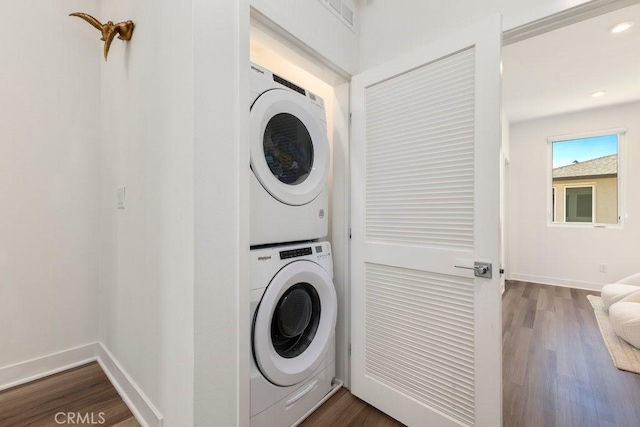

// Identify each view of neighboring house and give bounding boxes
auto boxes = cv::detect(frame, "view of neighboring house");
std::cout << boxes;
[552,154,618,223]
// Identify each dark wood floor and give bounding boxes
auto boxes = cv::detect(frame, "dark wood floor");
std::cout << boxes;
[0,362,138,426]
[300,387,403,426]
[305,281,640,427]
[503,280,640,427]
[3,281,640,426]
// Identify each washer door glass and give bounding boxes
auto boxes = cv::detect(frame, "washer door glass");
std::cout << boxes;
[251,89,329,206]
[264,113,314,186]
[253,260,337,386]
[271,283,320,358]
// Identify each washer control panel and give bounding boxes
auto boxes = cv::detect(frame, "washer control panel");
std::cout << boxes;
[280,247,312,260]
[251,241,333,287]
[314,244,331,261]
[278,243,331,261]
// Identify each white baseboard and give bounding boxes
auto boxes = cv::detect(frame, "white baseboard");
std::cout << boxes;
[0,342,163,427]
[509,273,603,292]
[0,343,99,392]
[96,343,163,427]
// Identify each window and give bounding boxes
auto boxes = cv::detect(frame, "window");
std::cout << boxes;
[549,130,624,226]
[565,186,594,222]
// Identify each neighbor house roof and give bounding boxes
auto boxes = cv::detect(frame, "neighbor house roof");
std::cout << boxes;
[552,154,617,179]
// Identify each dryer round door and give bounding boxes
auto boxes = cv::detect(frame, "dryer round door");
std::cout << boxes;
[250,89,330,206]
[253,260,337,386]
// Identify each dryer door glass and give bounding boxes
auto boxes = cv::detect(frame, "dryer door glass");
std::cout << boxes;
[271,283,321,358]
[263,113,314,185]
[250,89,329,206]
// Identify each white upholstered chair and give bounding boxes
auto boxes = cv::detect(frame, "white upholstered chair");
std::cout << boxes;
[601,272,640,312]
[609,290,640,349]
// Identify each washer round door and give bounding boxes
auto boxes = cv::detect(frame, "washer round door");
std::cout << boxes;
[253,260,337,386]
[250,89,330,206]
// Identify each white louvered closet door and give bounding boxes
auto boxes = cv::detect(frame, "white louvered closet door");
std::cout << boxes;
[350,16,502,427]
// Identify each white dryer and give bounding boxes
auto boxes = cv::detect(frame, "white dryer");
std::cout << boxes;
[250,63,330,246]
[250,241,337,426]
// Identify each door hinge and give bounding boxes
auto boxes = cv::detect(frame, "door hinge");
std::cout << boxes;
[348,343,351,357]
[349,112,352,125]
[349,228,352,239]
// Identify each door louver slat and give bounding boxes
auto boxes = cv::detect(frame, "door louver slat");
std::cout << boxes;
[365,48,475,250]
[365,263,475,426]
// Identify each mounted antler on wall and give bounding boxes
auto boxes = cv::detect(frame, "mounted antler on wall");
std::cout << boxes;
[69,13,135,61]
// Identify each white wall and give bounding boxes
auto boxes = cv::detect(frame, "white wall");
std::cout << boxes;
[251,0,359,75]
[358,0,596,70]
[193,1,250,426]
[2,0,252,424]
[99,1,195,425]
[508,102,640,290]
[0,0,100,368]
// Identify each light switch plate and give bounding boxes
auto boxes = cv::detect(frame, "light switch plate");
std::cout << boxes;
[117,187,126,209]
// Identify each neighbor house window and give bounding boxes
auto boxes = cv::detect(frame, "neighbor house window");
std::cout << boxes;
[565,185,594,222]
[549,131,623,225]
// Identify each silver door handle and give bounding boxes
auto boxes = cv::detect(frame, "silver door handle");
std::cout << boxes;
[455,262,492,278]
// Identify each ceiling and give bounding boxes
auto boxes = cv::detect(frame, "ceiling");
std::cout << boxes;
[502,3,640,124]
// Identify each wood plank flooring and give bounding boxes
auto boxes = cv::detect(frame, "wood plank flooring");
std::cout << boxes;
[305,281,640,427]
[503,280,640,427]
[300,388,403,426]
[2,281,639,426]
[0,362,138,426]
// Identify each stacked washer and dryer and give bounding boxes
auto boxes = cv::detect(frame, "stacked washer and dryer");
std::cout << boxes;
[249,63,338,427]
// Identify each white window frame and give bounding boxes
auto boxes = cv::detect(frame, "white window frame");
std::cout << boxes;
[552,186,557,223]
[547,127,626,229]
[563,183,596,224]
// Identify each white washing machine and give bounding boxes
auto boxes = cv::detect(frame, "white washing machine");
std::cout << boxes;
[250,241,337,426]
[250,63,330,247]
